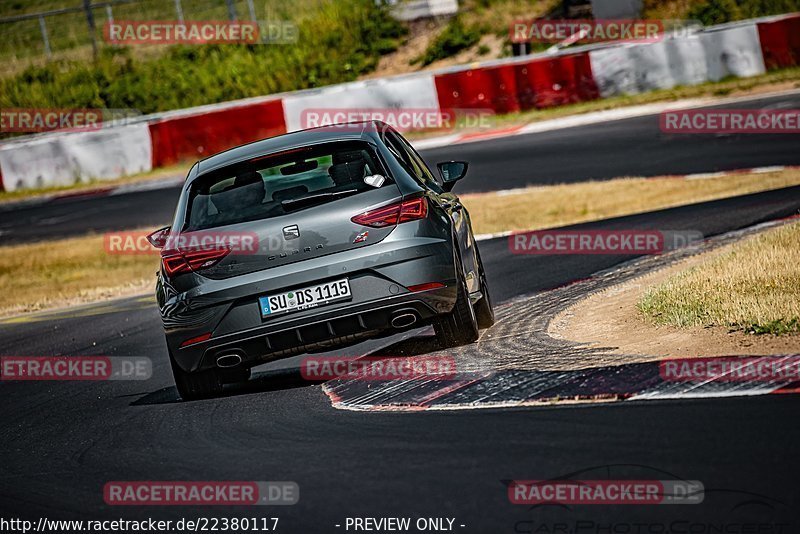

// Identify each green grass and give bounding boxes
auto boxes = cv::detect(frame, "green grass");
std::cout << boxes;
[0,0,406,116]
[412,16,482,66]
[642,0,800,23]
[688,0,800,25]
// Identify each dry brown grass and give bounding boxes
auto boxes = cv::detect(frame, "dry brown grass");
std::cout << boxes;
[462,168,800,235]
[0,231,159,317]
[638,221,800,334]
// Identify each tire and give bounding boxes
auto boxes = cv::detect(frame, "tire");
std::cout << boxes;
[474,267,495,329]
[170,353,223,401]
[434,265,480,347]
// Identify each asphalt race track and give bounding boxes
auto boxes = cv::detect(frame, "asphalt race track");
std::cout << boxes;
[1,184,799,530]
[1,94,799,531]
[2,92,800,244]
[422,91,800,191]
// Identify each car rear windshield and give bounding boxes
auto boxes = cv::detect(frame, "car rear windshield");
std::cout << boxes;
[183,141,390,231]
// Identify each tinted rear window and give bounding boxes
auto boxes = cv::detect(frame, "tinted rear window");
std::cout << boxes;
[184,141,390,231]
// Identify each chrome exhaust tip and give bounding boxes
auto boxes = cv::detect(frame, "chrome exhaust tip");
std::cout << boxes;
[216,353,243,368]
[391,313,418,329]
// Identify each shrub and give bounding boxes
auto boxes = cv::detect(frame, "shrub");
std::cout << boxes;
[0,0,406,115]
[687,0,800,25]
[688,0,743,25]
[413,17,481,66]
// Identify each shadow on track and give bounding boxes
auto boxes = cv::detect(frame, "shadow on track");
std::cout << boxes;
[130,368,318,405]
[128,330,447,405]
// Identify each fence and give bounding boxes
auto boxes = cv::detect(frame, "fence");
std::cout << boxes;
[0,0,447,67]
[0,0,266,65]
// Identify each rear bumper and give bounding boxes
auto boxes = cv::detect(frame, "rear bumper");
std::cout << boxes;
[174,287,455,373]
[159,232,458,373]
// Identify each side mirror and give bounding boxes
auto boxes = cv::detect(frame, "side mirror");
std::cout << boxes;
[436,161,468,192]
[147,226,171,249]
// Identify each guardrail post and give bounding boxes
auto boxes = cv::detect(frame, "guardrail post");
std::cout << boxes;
[225,0,237,21]
[82,0,98,60]
[174,0,184,22]
[246,0,257,21]
[38,15,52,58]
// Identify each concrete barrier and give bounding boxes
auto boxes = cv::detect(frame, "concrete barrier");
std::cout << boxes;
[757,13,800,69]
[1,13,796,192]
[435,52,599,112]
[434,64,520,113]
[590,37,708,97]
[282,74,440,132]
[515,52,600,108]
[149,98,286,168]
[0,123,151,192]
[700,23,766,81]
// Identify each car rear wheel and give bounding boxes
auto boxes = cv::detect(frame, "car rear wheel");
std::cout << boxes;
[170,353,224,400]
[434,266,479,347]
[474,267,495,329]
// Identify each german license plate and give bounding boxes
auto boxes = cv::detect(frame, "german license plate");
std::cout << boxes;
[259,278,351,317]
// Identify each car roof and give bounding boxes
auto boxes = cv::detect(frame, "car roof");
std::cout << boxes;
[195,120,389,176]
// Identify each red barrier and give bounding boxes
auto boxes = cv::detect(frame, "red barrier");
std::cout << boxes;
[434,65,519,114]
[515,53,599,110]
[757,14,800,70]
[149,99,286,168]
[434,53,599,115]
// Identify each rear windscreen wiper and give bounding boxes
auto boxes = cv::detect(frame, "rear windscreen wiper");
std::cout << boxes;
[281,189,359,210]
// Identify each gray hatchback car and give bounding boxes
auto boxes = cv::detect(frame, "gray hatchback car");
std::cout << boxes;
[150,121,493,399]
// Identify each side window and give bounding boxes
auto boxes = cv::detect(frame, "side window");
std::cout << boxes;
[384,132,417,176]
[395,132,443,190]
[385,130,442,192]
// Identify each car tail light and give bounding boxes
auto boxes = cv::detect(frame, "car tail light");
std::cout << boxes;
[398,197,428,223]
[161,247,231,277]
[351,196,428,228]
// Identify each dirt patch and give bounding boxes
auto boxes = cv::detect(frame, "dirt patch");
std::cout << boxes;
[548,245,800,358]
[363,20,504,80]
